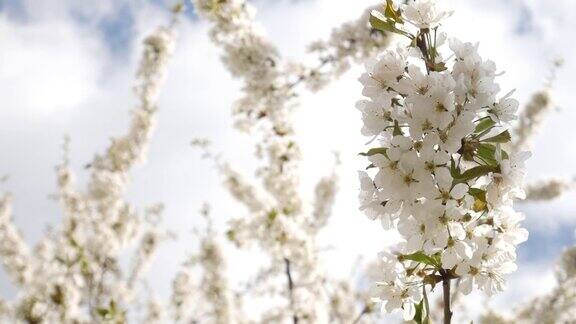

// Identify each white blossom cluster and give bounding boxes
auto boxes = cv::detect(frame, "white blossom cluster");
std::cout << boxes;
[479,246,576,324]
[524,178,575,201]
[512,90,553,152]
[193,0,389,322]
[302,6,391,92]
[511,61,576,202]
[357,0,529,319]
[164,206,243,324]
[193,0,290,133]
[0,13,177,322]
[0,194,32,286]
[193,0,391,134]
[309,166,339,233]
[512,59,562,153]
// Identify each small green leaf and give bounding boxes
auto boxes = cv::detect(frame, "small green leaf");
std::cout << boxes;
[477,143,509,165]
[366,163,376,170]
[393,120,403,136]
[97,308,109,318]
[109,300,117,314]
[80,258,90,274]
[432,252,442,265]
[384,0,403,24]
[474,117,496,134]
[456,165,498,183]
[450,158,460,179]
[369,15,397,34]
[482,130,511,143]
[267,210,278,222]
[413,300,424,324]
[402,251,440,268]
[468,188,488,212]
[225,229,236,242]
[359,147,388,158]
[369,11,412,38]
[370,10,393,31]
[468,188,484,196]
[477,143,498,166]
[431,61,447,72]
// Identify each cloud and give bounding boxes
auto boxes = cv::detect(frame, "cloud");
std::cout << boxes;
[0,17,104,118]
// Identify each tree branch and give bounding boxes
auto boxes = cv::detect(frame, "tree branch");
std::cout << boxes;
[284,258,298,324]
[442,273,452,324]
[352,304,370,324]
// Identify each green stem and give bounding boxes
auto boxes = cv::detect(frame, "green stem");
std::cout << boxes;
[423,284,430,320]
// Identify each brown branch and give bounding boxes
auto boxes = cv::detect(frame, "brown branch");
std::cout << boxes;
[284,258,298,324]
[441,271,452,324]
[352,304,370,324]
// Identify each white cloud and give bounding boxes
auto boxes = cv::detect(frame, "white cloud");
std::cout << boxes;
[0,16,105,118]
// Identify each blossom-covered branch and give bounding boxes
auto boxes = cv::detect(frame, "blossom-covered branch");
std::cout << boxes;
[192,0,393,321]
[0,7,179,321]
[0,194,32,286]
[358,1,528,322]
[173,205,240,323]
[512,60,575,202]
[479,246,576,323]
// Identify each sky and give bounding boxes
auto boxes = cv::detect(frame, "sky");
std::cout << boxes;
[1,0,576,320]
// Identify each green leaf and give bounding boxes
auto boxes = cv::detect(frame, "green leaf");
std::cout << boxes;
[109,300,117,314]
[225,229,236,242]
[359,147,388,158]
[431,252,442,266]
[384,0,403,24]
[370,10,393,31]
[468,188,484,196]
[431,61,447,72]
[393,120,403,136]
[370,11,412,38]
[97,308,110,318]
[456,165,498,183]
[267,210,278,222]
[474,117,496,134]
[413,300,424,324]
[80,258,90,274]
[450,158,460,179]
[468,188,487,212]
[476,143,498,166]
[402,251,440,268]
[366,163,376,170]
[477,143,509,166]
[482,130,511,143]
[476,143,508,166]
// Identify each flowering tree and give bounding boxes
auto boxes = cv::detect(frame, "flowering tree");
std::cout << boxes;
[357,1,531,322]
[193,1,573,323]
[0,0,574,323]
[0,6,180,322]
[191,0,394,321]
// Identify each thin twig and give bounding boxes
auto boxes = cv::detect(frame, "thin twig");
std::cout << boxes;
[352,304,370,324]
[284,258,299,324]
